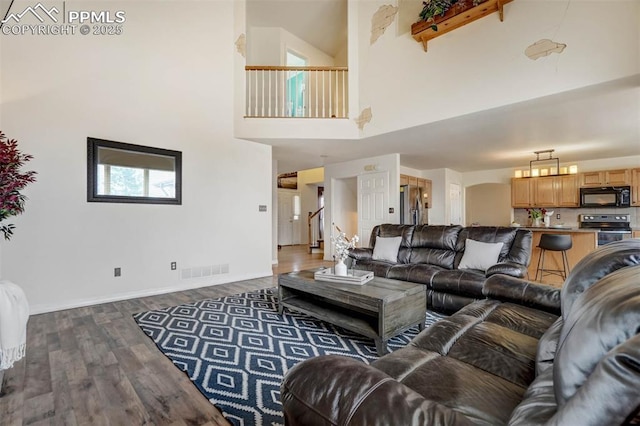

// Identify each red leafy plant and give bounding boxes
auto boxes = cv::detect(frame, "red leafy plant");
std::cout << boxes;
[0,131,37,240]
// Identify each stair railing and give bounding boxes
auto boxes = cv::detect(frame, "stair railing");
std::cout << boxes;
[308,207,324,253]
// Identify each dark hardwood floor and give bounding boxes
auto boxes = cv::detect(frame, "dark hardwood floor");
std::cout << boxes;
[0,246,331,426]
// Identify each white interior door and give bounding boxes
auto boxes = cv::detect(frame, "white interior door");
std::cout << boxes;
[358,172,389,248]
[278,190,301,246]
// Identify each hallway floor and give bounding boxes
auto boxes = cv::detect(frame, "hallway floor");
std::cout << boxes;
[273,244,332,275]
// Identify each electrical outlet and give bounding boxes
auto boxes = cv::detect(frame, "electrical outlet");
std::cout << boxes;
[114,267,121,277]
[556,214,561,220]
[171,261,177,270]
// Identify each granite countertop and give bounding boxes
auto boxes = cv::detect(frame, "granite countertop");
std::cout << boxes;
[518,226,598,233]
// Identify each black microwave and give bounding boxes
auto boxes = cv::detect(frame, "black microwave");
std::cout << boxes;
[580,186,631,208]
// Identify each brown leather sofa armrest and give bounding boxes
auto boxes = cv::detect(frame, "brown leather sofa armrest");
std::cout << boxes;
[486,262,528,278]
[483,274,561,315]
[281,355,475,426]
[349,247,373,261]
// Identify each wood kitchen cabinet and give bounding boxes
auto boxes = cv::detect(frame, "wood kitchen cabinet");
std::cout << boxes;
[511,178,532,207]
[511,175,579,208]
[580,169,631,187]
[606,169,630,185]
[533,177,557,207]
[555,174,580,207]
[632,168,640,206]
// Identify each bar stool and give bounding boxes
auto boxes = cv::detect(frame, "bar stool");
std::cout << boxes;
[535,234,572,283]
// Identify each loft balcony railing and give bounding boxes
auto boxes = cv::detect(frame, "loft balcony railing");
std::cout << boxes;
[245,66,348,119]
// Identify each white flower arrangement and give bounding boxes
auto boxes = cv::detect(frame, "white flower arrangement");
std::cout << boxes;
[331,226,359,262]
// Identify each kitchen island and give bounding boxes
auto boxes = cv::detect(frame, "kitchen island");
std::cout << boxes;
[519,227,599,287]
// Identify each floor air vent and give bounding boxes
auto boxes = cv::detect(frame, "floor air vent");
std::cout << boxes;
[180,264,229,280]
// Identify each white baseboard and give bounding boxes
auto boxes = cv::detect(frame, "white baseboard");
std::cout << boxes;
[29,270,274,315]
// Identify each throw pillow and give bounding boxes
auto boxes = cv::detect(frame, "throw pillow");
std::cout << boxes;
[458,238,504,271]
[372,236,403,263]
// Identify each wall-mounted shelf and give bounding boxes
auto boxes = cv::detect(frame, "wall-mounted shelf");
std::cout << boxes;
[411,0,514,52]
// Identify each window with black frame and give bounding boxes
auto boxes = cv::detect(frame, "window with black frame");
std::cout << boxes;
[87,138,182,205]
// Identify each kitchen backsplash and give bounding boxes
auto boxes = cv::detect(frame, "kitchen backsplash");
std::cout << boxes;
[513,207,640,228]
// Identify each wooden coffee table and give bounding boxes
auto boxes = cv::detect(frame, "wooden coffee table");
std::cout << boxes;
[278,269,427,356]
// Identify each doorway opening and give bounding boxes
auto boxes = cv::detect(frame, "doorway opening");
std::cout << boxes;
[331,177,358,258]
[286,50,308,117]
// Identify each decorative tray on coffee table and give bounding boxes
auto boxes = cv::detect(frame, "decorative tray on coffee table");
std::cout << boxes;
[314,268,374,285]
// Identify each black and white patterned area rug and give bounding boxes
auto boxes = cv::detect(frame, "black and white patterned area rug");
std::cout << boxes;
[133,287,444,426]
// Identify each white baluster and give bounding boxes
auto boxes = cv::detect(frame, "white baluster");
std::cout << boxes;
[315,69,319,118]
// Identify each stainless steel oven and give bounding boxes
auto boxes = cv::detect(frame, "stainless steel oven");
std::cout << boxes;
[579,214,632,246]
[596,230,633,246]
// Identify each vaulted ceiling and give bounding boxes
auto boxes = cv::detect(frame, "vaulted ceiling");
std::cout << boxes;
[247,1,639,173]
[246,0,348,57]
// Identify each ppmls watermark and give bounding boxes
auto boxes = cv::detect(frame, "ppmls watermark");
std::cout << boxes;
[1,2,126,36]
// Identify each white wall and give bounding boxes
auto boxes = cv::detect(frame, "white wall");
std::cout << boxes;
[466,183,513,226]
[400,165,423,177]
[0,1,273,314]
[356,0,639,140]
[247,27,336,67]
[247,27,283,65]
[334,43,348,67]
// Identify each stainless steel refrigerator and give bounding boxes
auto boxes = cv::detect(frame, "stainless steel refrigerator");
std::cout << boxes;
[400,185,425,225]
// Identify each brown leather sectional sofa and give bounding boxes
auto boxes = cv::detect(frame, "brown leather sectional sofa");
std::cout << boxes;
[350,224,534,314]
[281,239,640,425]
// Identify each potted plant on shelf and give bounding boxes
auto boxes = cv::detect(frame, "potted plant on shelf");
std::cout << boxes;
[416,0,486,32]
[0,131,37,240]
